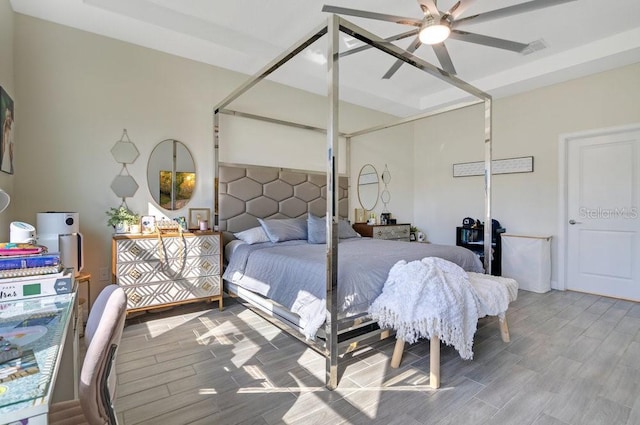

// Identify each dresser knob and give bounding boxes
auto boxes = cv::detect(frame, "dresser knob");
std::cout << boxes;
[129,292,142,305]
[129,269,142,280]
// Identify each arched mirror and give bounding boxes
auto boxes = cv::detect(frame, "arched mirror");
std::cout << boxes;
[147,139,195,210]
[357,164,379,211]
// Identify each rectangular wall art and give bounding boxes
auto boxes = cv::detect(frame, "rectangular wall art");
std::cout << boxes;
[453,156,534,177]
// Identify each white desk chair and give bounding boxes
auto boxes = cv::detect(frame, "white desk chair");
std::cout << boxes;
[49,285,127,425]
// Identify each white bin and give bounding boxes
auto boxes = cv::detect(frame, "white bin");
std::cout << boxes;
[502,234,552,293]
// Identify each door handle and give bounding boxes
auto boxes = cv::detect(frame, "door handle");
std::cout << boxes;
[569,219,582,225]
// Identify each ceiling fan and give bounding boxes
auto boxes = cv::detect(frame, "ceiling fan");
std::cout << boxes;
[322,0,577,78]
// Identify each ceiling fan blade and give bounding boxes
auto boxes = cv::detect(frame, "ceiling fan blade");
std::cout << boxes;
[453,0,577,27]
[322,5,423,27]
[444,0,477,19]
[417,0,440,18]
[382,37,422,79]
[340,29,419,58]
[432,43,457,75]
[449,30,528,53]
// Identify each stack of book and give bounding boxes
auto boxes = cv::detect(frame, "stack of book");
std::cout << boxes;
[0,249,62,279]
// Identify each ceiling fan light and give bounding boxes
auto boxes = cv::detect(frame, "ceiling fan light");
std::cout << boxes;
[419,23,451,45]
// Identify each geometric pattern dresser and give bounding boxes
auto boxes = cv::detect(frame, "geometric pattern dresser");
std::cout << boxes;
[111,231,222,313]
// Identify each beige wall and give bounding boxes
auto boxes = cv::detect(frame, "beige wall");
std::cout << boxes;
[414,63,640,285]
[12,14,403,303]
[0,0,14,240]
[9,7,640,299]
[349,124,415,226]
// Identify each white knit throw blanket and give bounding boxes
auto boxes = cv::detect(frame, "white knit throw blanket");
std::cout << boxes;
[369,257,480,360]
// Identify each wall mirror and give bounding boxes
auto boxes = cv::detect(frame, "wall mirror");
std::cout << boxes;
[357,164,379,211]
[380,164,391,212]
[381,165,391,185]
[147,139,195,210]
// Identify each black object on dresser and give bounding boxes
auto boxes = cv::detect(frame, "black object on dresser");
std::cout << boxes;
[456,225,505,276]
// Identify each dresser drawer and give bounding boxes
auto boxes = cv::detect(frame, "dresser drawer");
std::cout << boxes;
[114,234,220,263]
[123,276,221,311]
[372,224,410,241]
[115,255,221,286]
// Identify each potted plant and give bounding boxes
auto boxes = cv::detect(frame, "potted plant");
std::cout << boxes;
[106,206,139,234]
[410,226,418,242]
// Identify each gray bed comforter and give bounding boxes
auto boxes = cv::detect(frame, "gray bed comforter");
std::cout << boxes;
[223,238,484,339]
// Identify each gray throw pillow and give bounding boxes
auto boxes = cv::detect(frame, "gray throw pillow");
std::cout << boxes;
[338,219,361,239]
[307,214,327,244]
[307,214,360,244]
[258,217,308,243]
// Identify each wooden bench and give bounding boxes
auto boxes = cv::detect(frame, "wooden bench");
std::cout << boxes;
[389,273,518,389]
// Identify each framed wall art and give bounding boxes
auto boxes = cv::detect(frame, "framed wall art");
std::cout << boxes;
[0,86,15,175]
[453,156,534,177]
[188,208,210,230]
[141,215,156,234]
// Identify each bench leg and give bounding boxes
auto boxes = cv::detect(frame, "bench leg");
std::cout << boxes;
[391,338,405,368]
[430,335,440,389]
[391,335,440,389]
[499,315,510,343]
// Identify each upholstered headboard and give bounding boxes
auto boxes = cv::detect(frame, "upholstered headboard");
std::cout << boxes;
[219,164,349,233]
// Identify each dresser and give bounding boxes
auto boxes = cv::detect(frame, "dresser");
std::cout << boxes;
[111,232,222,313]
[352,223,411,241]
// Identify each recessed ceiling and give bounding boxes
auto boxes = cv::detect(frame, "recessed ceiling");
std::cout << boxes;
[11,0,640,117]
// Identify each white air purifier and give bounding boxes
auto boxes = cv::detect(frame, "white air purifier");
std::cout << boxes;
[10,221,37,244]
[37,212,84,273]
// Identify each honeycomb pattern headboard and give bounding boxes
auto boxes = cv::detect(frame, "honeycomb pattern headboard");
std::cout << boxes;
[219,164,349,233]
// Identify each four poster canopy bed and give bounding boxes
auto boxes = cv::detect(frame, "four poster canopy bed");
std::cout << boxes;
[213,14,515,390]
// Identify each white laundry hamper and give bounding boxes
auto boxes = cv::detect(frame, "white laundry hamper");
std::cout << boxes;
[501,234,552,293]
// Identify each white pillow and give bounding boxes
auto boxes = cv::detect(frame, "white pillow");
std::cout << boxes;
[233,226,270,244]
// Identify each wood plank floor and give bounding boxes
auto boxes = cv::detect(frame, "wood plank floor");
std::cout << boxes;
[113,290,640,425]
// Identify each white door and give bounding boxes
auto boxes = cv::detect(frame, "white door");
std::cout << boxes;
[567,128,640,301]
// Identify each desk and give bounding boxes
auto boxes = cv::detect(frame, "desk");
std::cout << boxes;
[0,292,77,425]
[75,273,91,333]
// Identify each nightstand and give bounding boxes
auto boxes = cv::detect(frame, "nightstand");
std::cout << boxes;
[456,226,504,276]
[352,223,411,242]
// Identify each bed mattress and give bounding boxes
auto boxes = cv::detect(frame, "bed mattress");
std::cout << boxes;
[223,238,484,339]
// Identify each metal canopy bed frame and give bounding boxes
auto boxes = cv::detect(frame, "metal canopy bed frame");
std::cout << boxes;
[213,14,494,390]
